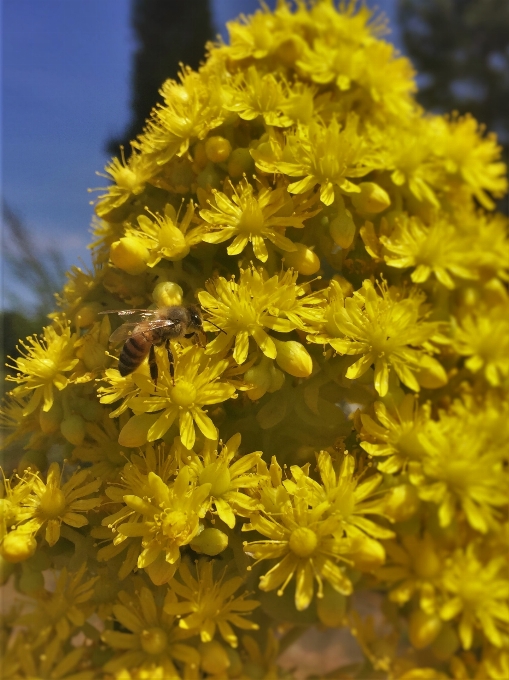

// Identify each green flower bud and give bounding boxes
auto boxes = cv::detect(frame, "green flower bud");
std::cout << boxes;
[197,162,222,190]
[273,339,313,378]
[228,147,254,178]
[110,237,149,275]
[329,209,356,248]
[351,182,391,213]
[199,640,230,675]
[152,281,183,307]
[191,527,228,556]
[317,583,347,627]
[60,414,86,446]
[383,484,420,522]
[283,243,321,275]
[205,135,232,163]
[74,302,103,328]
[409,609,442,649]
[19,567,45,595]
[1,531,37,563]
[39,400,63,435]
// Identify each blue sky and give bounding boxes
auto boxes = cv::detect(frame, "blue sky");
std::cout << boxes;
[1,0,400,311]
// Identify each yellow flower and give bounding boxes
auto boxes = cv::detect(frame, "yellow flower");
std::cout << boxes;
[108,345,236,450]
[125,201,203,266]
[94,147,156,218]
[25,462,101,546]
[165,559,259,647]
[252,115,382,205]
[223,66,294,127]
[186,433,261,528]
[243,463,353,611]
[200,178,318,262]
[6,323,79,415]
[380,213,478,289]
[102,587,200,676]
[71,411,130,480]
[310,279,447,396]
[377,533,445,612]
[360,395,431,473]
[410,412,508,534]
[440,544,509,649]
[198,266,323,364]
[454,303,509,387]
[137,67,224,165]
[17,564,98,643]
[107,466,210,585]
[436,114,508,210]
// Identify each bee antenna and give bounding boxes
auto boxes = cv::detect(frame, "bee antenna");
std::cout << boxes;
[208,320,227,335]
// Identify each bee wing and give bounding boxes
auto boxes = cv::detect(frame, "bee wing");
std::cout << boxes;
[108,322,144,345]
[109,318,180,345]
[100,308,159,318]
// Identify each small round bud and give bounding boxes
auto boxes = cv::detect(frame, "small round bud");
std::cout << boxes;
[1,531,37,563]
[350,536,386,572]
[191,528,229,556]
[409,609,442,649]
[60,414,86,446]
[199,640,230,675]
[273,339,313,378]
[39,401,63,435]
[152,281,183,307]
[79,399,103,422]
[193,141,208,170]
[431,623,460,660]
[283,243,321,275]
[205,135,232,163]
[383,484,420,523]
[74,302,103,328]
[351,182,391,213]
[413,536,441,580]
[18,449,47,474]
[197,162,221,190]
[110,237,149,275]
[227,147,254,179]
[330,210,356,248]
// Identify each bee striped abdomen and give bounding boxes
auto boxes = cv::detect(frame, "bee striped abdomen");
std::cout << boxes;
[119,334,149,376]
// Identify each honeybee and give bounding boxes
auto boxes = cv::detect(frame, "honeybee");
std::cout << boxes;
[100,305,207,384]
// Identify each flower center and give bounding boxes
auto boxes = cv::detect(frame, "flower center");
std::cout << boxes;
[289,527,318,558]
[238,198,265,234]
[199,464,231,497]
[171,381,197,407]
[140,627,168,655]
[39,488,66,519]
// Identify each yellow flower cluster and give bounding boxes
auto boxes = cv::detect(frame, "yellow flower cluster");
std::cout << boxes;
[1,1,508,678]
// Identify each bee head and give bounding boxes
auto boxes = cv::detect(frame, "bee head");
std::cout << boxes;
[186,305,203,331]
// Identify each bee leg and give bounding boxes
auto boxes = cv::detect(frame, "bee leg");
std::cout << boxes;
[187,330,206,348]
[148,344,158,385]
[165,339,175,384]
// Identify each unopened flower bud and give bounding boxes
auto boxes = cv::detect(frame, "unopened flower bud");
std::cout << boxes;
[228,148,254,178]
[351,182,391,213]
[273,339,313,378]
[409,609,442,649]
[350,535,386,571]
[197,162,221,190]
[18,449,47,474]
[205,135,232,163]
[317,583,347,627]
[199,640,230,675]
[152,281,183,307]
[245,357,285,400]
[284,243,321,275]
[110,237,149,275]
[191,528,228,556]
[413,535,441,580]
[193,141,208,170]
[60,414,86,446]
[383,484,420,523]
[39,401,63,435]
[1,531,37,563]
[330,210,356,248]
[74,302,103,328]
[431,623,460,660]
